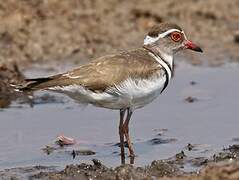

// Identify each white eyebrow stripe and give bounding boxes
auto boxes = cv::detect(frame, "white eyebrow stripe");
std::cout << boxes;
[144,29,182,45]
[181,31,187,40]
[157,29,182,38]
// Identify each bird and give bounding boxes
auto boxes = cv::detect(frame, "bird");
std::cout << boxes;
[15,22,202,164]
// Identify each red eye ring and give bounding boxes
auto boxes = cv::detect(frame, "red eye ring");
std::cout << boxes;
[171,32,182,42]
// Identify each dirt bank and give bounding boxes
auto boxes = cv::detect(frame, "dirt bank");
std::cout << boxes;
[0,0,239,67]
[0,63,26,108]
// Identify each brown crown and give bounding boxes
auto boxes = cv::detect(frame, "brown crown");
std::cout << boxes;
[147,23,182,37]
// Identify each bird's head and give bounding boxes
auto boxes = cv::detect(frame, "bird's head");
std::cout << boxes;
[144,23,203,55]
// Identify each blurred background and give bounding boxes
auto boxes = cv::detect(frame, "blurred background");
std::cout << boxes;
[0,0,239,66]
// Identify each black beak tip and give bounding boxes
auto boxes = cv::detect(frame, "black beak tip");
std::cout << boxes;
[195,47,203,53]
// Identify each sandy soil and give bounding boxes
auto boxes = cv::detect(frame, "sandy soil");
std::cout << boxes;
[0,0,239,67]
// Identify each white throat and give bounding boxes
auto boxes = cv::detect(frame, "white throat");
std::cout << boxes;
[146,46,174,70]
[159,51,173,68]
[148,50,173,80]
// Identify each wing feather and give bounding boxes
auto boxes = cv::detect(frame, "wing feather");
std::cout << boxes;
[23,48,161,92]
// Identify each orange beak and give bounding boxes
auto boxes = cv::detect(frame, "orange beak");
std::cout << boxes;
[184,40,203,53]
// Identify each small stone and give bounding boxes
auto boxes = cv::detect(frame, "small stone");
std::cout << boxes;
[176,151,186,159]
[185,96,198,103]
[92,159,102,167]
[42,145,56,155]
[148,138,177,145]
[70,149,96,156]
[187,143,194,151]
[190,81,197,85]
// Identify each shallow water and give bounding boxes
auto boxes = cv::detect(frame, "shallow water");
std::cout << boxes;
[0,62,239,170]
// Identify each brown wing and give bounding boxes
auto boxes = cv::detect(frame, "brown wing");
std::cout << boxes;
[23,48,161,92]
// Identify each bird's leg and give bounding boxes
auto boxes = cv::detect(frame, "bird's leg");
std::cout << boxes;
[123,108,135,160]
[119,109,126,164]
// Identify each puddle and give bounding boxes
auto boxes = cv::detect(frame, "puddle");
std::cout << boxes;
[0,62,239,171]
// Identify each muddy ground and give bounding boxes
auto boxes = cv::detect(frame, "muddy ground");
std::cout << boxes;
[0,145,239,179]
[1,0,239,179]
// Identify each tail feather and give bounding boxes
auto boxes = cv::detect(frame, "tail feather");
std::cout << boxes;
[12,77,52,92]
[24,77,52,91]
[25,78,51,82]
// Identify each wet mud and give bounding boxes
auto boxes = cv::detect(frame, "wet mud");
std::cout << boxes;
[0,144,239,179]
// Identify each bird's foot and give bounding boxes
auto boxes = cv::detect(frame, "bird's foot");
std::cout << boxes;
[129,154,136,164]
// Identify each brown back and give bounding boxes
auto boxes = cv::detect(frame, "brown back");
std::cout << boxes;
[30,48,161,92]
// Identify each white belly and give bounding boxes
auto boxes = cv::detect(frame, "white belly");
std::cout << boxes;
[49,71,168,110]
[103,74,167,110]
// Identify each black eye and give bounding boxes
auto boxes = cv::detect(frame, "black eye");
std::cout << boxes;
[170,32,182,42]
